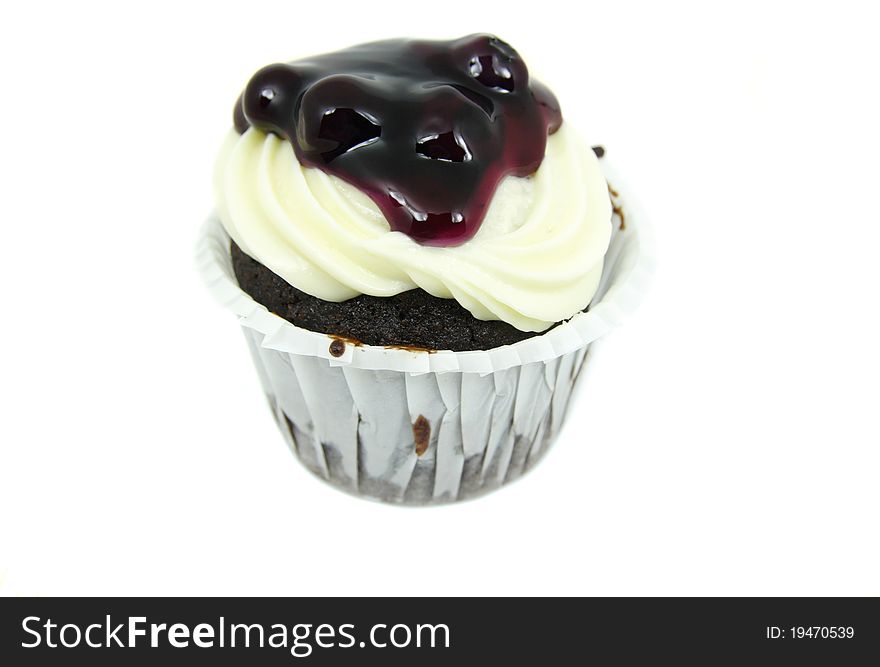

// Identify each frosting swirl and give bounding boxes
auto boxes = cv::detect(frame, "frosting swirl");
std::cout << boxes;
[214,123,611,332]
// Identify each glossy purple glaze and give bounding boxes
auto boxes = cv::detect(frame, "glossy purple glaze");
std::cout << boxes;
[234,34,561,246]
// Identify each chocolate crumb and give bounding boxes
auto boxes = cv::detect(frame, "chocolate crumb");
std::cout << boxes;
[412,416,430,456]
[614,203,626,230]
[328,339,346,357]
[592,145,605,158]
[384,343,437,353]
[607,182,625,231]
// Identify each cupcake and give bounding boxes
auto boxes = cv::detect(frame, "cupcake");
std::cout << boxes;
[197,34,651,504]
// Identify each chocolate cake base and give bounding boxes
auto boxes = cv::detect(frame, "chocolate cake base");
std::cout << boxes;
[231,241,552,351]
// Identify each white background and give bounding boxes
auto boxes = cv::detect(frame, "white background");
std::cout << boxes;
[1,0,878,596]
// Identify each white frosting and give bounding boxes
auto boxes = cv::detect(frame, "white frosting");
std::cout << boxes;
[214,123,611,332]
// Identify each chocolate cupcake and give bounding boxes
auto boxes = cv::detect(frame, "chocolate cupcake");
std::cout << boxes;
[198,34,652,503]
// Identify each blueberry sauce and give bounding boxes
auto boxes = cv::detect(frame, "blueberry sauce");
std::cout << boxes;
[233,34,561,246]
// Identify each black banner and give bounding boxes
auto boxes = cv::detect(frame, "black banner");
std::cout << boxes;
[1,597,877,664]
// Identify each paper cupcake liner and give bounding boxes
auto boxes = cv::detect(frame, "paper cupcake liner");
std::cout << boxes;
[196,161,654,503]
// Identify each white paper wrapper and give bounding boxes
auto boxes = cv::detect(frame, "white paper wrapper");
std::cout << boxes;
[195,161,654,503]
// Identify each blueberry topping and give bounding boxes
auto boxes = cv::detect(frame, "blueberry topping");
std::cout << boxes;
[234,34,561,246]
[469,55,515,92]
[258,88,275,108]
[318,108,381,163]
[416,131,470,162]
